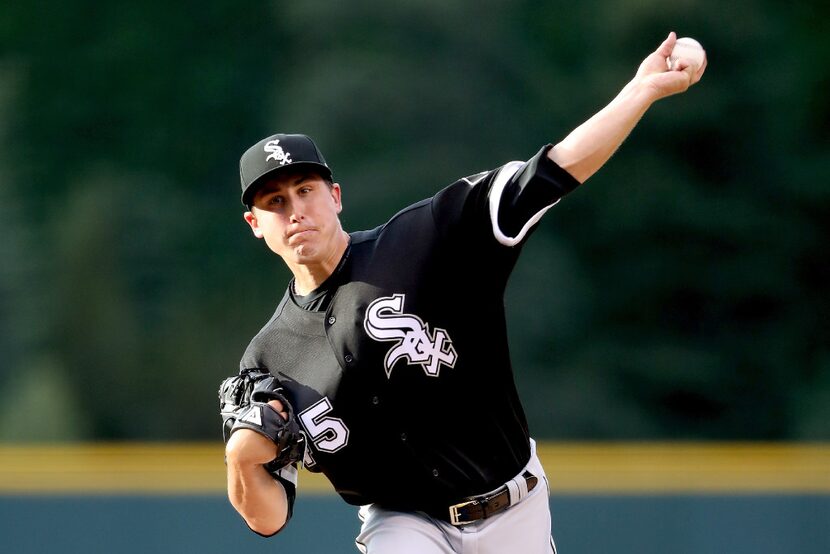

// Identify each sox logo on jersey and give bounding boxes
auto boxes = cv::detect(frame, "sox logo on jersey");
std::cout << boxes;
[364,294,457,378]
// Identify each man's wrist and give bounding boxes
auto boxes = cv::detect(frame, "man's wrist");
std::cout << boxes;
[226,429,279,466]
[619,78,660,110]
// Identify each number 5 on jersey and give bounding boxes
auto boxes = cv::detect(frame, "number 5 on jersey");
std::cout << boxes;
[298,397,350,466]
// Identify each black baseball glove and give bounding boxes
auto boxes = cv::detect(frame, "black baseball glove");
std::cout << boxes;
[218,369,305,470]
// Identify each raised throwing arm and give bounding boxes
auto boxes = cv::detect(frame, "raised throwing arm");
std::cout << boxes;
[549,32,707,184]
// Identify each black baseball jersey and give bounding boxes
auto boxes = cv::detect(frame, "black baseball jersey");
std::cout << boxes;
[240,144,580,515]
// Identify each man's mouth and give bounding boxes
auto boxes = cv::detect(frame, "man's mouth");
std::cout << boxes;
[287,228,314,242]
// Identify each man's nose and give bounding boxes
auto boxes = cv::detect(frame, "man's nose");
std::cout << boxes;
[288,203,304,222]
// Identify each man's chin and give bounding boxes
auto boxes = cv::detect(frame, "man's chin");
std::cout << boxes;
[289,245,319,264]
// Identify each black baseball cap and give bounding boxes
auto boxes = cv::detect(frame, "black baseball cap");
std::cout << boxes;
[239,133,333,207]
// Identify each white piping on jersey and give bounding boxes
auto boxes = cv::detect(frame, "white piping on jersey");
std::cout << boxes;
[487,160,560,247]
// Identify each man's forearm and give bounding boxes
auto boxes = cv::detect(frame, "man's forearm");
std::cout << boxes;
[548,32,706,183]
[548,80,656,184]
[227,458,289,536]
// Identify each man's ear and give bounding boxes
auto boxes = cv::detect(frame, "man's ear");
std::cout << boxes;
[331,183,343,214]
[243,211,264,238]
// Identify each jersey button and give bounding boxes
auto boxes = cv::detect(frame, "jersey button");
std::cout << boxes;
[344,354,354,364]
[372,396,379,405]
[432,469,440,477]
[400,432,407,441]
[327,316,336,325]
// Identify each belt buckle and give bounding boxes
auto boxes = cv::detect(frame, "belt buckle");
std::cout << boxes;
[448,499,479,526]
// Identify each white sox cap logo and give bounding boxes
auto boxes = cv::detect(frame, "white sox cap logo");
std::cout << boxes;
[263,139,293,165]
[364,294,457,378]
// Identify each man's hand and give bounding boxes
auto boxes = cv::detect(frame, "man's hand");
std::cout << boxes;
[225,399,288,465]
[219,370,305,469]
[634,32,707,102]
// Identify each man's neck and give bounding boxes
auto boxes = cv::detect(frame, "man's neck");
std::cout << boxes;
[289,231,350,296]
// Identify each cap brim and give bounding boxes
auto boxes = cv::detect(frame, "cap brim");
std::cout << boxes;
[241,162,333,207]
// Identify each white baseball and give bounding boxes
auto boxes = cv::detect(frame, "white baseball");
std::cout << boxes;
[667,37,705,71]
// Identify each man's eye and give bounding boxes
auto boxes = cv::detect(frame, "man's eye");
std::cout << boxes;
[268,196,284,205]
[299,187,312,194]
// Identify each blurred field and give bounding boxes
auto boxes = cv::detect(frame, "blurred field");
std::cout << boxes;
[0,442,827,554]
[1,442,827,494]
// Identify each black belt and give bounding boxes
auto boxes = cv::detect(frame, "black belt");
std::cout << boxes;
[433,471,539,526]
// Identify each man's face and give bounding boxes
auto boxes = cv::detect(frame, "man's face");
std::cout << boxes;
[244,171,344,266]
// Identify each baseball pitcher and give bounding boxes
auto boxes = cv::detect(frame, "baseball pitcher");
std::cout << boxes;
[218,33,706,553]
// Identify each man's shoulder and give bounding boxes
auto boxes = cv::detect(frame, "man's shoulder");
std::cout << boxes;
[350,167,504,242]
[349,226,382,245]
[350,197,435,243]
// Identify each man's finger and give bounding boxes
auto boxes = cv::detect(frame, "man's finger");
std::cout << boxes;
[694,56,708,80]
[656,31,677,57]
[267,399,288,420]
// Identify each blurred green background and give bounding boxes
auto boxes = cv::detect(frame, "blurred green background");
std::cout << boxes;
[0,0,828,444]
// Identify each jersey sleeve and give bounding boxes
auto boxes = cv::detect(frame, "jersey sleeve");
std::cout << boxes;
[430,144,580,247]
